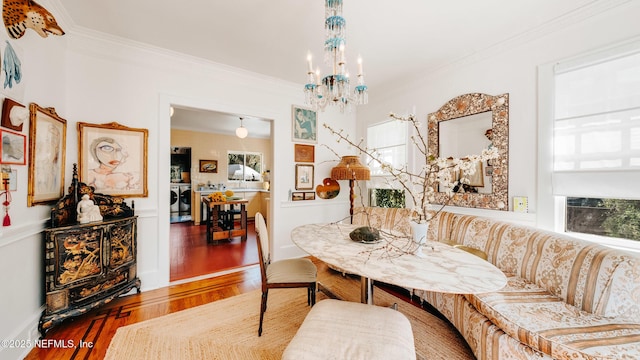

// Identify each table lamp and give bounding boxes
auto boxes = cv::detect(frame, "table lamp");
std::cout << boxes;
[331,156,370,223]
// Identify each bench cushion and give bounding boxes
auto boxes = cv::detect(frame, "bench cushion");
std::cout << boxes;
[283,299,416,360]
[467,275,640,360]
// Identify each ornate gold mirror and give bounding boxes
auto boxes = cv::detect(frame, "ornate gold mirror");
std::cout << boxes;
[427,93,509,210]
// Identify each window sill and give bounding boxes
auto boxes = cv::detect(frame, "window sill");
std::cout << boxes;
[565,231,640,254]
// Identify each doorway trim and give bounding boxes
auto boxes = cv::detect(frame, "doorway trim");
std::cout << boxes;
[158,93,275,288]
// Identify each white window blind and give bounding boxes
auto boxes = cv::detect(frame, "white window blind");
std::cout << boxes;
[552,43,640,199]
[367,120,407,177]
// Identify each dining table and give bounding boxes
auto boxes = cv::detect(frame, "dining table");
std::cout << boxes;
[291,222,507,304]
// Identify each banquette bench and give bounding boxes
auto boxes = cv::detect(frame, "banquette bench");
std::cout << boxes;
[352,206,640,360]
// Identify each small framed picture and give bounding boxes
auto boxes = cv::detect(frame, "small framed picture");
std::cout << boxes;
[1,98,27,132]
[291,192,304,201]
[485,166,493,177]
[0,129,26,165]
[304,192,316,200]
[1,167,17,191]
[292,105,317,144]
[295,164,314,190]
[294,144,314,163]
[199,159,218,173]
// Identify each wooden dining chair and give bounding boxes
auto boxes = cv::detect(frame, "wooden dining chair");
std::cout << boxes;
[255,212,317,336]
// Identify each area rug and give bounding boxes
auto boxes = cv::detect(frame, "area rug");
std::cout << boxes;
[105,270,474,360]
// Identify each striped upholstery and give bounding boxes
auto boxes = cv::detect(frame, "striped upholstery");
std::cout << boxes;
[350,208,640,358]
[414,211,640,360]
[352,206,414,235]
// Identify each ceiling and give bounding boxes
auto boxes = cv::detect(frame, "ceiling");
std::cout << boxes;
[56,0,615,137]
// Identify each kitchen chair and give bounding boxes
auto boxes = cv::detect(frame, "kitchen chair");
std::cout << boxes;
[255,212,317,336]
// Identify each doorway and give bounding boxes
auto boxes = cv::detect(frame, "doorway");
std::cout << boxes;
[168,105,271,282]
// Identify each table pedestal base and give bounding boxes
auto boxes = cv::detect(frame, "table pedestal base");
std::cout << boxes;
[361,277,374,305]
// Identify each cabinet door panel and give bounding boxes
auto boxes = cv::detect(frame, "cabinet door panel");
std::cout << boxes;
[53,228,105,288]
[108,219,137,270]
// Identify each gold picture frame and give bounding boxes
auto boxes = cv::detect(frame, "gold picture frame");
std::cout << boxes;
[28,104,67,206]
[78,122,148,197]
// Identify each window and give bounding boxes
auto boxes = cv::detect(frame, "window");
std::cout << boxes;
[366,120,407,176]
[566,197,640,241]
[550,40,640,245]
[369,188,406,208]
[227,151,262,182]
[366,119,407,206]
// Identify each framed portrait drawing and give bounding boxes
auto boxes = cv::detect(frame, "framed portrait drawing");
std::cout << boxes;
[28,104,67,206]
[78,121,148,198]
[294,144,314,163]
[292,105,317,144]
[199,159,218,173]
[295,164,314,190]
[1,129,26,165]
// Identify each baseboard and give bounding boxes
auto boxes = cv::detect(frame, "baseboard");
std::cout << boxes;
[0,306,45,360]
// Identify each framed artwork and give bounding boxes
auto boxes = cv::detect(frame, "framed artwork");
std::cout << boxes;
[0,168,17,191]
[295,164,314,190]
[304,192,316,200]
[199,159,218,173]
[291,192,304,201]
[1,128,26,164]
[485,166,494,177]
[294,144,314,163]
[292,105,317,144]
[78,121,148,198]
[28,104,67,206]
[1,98,27,132]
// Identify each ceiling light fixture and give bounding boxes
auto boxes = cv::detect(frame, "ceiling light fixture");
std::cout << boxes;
[304,0,368,113]
[236,117,248,139]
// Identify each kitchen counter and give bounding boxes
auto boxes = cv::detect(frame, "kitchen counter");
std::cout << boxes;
[194,188,269,193]
[192,188,270,225]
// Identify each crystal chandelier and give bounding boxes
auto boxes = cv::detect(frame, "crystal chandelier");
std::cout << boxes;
[304,0,368,112]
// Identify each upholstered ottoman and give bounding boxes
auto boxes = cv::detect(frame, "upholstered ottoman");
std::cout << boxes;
[282,299,416,360]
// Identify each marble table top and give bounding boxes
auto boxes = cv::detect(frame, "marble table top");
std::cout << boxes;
[291,223,507,294]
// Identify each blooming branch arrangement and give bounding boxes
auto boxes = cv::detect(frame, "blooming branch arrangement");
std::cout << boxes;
[323,112,499,224]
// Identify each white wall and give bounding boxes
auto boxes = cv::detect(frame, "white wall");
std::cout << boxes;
[357,1,640,225]
[0,16,354,360]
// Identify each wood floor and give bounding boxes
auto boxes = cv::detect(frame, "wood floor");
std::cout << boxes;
[24,221,423,359]
[25,265,264,360]
[170,220,259,281]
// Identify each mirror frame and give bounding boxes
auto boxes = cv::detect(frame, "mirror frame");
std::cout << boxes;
[427,92,509,210]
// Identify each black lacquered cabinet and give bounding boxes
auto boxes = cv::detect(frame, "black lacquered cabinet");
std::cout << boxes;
[38,165,140,337]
